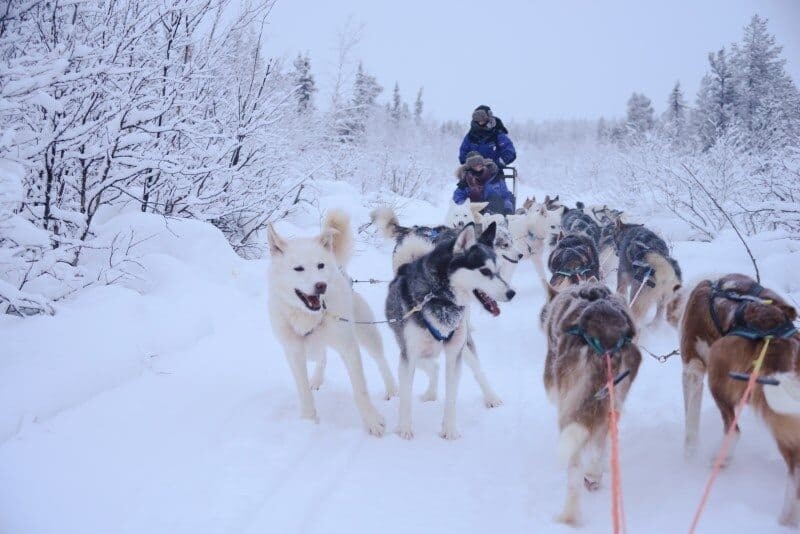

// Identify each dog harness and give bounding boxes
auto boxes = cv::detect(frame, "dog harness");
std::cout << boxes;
[565,325,633,397]
[631,259,656,287]
[566,325,631,356]
[708,280,797,340]
[421,316,455,342]
[553,266,594,283]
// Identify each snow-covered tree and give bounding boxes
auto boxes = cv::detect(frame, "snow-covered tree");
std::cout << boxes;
[292,53,317,114]
[625,93,655,135]
[693,49,736,151]
[414,87,424,122]
[729,14,800,152]
[390,82,402,122]
[662,81,688,146]
[341,62,382,139]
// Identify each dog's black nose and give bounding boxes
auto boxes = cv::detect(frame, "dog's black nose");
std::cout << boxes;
[506,289,516,300]
[314,282,327,295]
[517,253,523,260]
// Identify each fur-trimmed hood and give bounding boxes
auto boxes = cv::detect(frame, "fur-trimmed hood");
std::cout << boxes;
[455,159,498,182]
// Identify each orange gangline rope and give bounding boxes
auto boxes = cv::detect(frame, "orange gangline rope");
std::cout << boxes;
[605,351,626,534]
[688,337,773,533]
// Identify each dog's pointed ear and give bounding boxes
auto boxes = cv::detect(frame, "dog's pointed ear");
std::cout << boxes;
[523,196,535,211]
[453,224,476,253]
[469,201,489,216]
[545,282,559,303]
[478,221,496,246]
[267,224,287,255]
[587,275,600,284]
[318,228,339,250]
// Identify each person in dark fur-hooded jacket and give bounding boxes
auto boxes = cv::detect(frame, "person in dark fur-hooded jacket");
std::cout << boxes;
[453,152,515,214]
[458,105,516,168]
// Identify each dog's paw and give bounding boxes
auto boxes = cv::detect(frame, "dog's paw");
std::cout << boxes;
[300,410,319,423]
[384,385,398,401]
[484,395,503,408]
[309,378,323,391]
[555,511,581,527]
[419,391,437,402]
[439,427,461,440]
[397,427,414,440]
[364,413,386,437]
[583,475,601,492]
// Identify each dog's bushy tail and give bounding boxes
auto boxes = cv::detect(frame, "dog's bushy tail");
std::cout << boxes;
[645,252,682,293]
[370,207,400,239]
[323,208,354,267]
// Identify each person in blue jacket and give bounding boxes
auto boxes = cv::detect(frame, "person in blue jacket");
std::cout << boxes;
[458,105,516,168]
[453,152,515,215]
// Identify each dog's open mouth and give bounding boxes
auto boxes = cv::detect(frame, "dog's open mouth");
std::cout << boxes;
[473,289,500,316]
[295,289,322,311]
[502,254,520,264]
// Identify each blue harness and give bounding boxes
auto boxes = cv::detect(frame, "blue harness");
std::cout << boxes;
[421,316,455,342]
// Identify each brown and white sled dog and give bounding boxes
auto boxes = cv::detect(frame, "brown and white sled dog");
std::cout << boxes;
[266,210,396,436]
[678,274,797,457]
[678,274,800,525]
[542,282,641,526]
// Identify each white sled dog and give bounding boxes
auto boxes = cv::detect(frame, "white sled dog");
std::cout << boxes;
[513,195,565,289]
[266,209,396,436]
[444,200,488,229]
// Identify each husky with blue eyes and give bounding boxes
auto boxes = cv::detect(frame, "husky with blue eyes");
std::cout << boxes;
[266,209,395,436]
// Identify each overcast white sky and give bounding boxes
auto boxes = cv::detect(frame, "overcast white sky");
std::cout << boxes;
[263,0,800,122]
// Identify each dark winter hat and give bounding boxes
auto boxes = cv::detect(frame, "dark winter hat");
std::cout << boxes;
[472,107,493,124]
[465,151,485,169]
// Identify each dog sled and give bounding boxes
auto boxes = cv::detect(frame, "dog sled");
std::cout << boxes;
[501,166,518,211]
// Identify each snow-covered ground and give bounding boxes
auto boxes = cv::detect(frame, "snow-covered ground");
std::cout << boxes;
[1,182,798,533]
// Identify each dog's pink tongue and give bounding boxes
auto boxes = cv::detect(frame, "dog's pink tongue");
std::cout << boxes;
[308,295,320,308]
[489,301,500,316]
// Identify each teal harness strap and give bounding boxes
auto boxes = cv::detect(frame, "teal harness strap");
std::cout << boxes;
[554,266,593,278]
[565,325,631,355]
[727,323,797,341]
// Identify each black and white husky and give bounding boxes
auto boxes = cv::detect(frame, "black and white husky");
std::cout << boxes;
[371,206,510,408]
[385,223,516,439]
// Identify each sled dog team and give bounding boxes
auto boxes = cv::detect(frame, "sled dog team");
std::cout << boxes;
[266,198,800,528]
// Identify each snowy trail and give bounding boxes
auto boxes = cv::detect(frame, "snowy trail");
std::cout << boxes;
[1,212,796,533]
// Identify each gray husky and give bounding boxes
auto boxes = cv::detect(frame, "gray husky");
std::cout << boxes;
[613,220,682,325]
[386,223,516,439]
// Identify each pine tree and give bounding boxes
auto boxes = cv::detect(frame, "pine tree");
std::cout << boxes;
[596,116,608,143]
[663,81,688,146]
[291,53,316,114]
[625,93,655,135]
[730,14,800,151]
[343,62,382,139]
[390,82,402,122]
[414,87,424,123]
[693,49,736,151]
